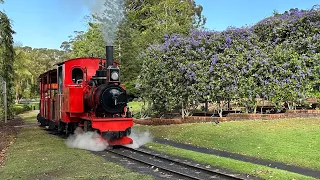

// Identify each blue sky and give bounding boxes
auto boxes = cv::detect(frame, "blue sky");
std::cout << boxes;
[1,0,319,50]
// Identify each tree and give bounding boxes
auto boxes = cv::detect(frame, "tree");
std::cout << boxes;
[14,48,32,103]
[0,9,15,119]
[114,0,206,95]
[138,6,319,117]
[13,46,68,101]
[70,23,106,58]
[60,23,106,59]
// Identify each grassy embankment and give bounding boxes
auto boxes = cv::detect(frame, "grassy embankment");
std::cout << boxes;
[0,111,153,180]
[135,117,320,180]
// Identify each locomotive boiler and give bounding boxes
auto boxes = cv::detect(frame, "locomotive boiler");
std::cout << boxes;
[37,45,134,146]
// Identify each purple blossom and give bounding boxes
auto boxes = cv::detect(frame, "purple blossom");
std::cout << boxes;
[211,57,218,65]
[226,36,232,43]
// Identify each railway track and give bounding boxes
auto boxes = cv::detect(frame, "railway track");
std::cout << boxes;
[106,147,260,180]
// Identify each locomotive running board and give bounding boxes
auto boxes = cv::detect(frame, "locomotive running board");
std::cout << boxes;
[80,116,134,146]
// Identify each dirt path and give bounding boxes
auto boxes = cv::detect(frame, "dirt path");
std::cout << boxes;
[0,117,23,167]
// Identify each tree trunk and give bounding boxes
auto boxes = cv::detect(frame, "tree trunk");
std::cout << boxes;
[181,101,184,119]
[245,104,249,113]
[217,101,223,118]
[15,92,19,104]
[204,101,208,116]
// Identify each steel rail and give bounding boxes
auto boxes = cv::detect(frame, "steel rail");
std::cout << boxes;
[121,146,247,180]
[107,147,246,180]
[107,148,202,180]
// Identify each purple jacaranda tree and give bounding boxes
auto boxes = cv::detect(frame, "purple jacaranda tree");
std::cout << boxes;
[137,6,320,117]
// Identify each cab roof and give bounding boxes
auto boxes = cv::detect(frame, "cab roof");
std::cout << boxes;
[54,57,105,66]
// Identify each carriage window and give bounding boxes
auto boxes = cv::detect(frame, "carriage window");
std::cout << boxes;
[72,68,83,84]
[58,66,63,93]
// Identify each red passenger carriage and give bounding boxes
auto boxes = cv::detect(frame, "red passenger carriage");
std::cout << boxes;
[37,46,133,146]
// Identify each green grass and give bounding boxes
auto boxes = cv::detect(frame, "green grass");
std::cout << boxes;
[136,118,320,170]
[22,110,39,124]
[0,112,153,180]
[146,143,317,180]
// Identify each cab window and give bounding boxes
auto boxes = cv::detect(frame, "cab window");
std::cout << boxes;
[72,68,83,84]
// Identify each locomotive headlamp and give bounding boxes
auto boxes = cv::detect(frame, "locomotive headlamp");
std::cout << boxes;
[111,71,119,80]
[107,67,120,83]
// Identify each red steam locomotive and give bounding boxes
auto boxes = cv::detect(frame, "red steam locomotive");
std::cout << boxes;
[37,46,134,146]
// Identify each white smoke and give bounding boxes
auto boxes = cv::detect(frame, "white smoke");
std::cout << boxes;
[81,0,125,45]
[80,0,105,15]
[65,127,152,151]
[125,129,153,149]
[65,127,108,151]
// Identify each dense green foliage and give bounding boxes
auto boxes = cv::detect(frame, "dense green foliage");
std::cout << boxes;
[0,1,15,120]
[138,7,320,117]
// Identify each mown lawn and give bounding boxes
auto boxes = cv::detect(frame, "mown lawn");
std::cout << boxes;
[0,111,153,180]
[146,143,317,180]
[21,110,39,124]
[136,118,320,170]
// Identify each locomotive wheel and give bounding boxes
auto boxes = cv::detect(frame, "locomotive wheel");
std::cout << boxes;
[48,121,56,130]
[57,122,65,134]
[84,121,89,132]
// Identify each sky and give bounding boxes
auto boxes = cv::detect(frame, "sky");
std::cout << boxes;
[0,0,319,50]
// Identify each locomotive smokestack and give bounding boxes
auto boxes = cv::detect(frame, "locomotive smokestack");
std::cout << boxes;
[106,46,113,67]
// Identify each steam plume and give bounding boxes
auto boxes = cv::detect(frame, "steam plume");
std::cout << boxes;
[65,127,108,151]
[125,129,153,149]
[82,0,125,45]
